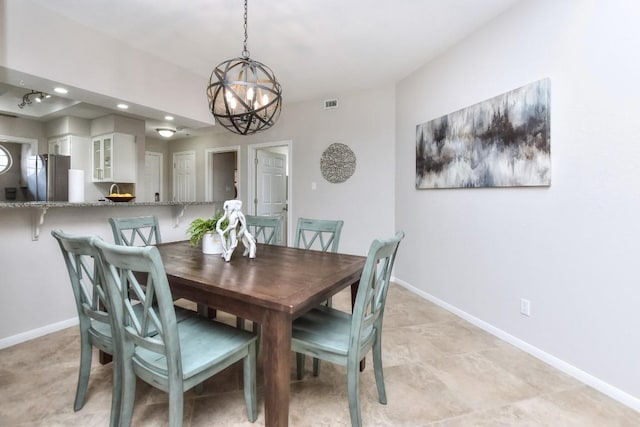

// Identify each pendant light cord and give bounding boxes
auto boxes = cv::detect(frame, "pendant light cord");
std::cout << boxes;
[242,0,250,59]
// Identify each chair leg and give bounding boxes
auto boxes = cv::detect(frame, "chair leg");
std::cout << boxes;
[243,341,258,422]
[347,361,362,427]
[236,317,246,330]
[74,335,92,411]
[252,322,261,352]
[119,346,136,427]
[312,357,321,377]
[296,353,305,380]
[168,381,184,427]
[197,303,214,318]
[194,382,204,394]
[109,349,122,427]
[372,336,387,404]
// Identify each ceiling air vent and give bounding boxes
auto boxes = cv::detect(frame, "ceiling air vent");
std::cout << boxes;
[324,99,338,110]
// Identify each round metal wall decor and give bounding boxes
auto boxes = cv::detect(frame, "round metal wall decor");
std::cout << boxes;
[320,143,356,183]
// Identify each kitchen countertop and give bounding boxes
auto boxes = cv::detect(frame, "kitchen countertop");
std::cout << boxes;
[0,200,216,240]
[0,201,214,208]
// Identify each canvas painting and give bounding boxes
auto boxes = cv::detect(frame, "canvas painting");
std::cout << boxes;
[416,78,550,189]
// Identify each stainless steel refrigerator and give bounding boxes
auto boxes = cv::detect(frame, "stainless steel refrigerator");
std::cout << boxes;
[26,154,71,201]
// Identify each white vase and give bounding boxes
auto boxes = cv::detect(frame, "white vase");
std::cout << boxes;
[202,232,223,255]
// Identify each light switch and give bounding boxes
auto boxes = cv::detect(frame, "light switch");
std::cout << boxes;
[311,182,317,190]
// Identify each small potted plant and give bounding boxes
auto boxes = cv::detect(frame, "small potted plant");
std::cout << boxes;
[187,211,228,254]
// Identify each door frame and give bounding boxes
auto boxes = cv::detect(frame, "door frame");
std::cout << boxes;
[204,145,241,204]
[247,140,293,246]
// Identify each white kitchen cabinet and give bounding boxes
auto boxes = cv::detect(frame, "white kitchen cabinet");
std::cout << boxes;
[48,136,71,156]
[92,133,136,182]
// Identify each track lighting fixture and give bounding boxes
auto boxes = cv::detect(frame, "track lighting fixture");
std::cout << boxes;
[17,90,51,109]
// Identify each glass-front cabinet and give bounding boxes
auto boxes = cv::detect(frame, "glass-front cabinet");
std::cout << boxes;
[92,133,136,182]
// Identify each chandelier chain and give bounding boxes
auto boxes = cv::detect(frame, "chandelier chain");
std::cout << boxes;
[207,0,282,135]
[242,0,249,58]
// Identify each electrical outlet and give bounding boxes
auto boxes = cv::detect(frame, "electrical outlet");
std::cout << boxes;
[520,298,531,316]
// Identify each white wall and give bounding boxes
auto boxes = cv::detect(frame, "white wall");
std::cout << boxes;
[395,0,640,407]
[0,0,210,124]
[172,87,397,256]
[0,203,214,344]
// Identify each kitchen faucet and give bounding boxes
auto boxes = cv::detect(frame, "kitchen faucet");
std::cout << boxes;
[109,183,120,195]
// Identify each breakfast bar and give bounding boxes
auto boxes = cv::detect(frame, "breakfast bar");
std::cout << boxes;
[0,201,214,240]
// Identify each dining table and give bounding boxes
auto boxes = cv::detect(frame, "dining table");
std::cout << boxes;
[155,240,366,427]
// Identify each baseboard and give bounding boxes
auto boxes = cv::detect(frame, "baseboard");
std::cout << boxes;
[0,317,78,350]
[392,277,640,413]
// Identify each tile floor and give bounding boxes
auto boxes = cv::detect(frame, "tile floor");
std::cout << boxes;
[1,284,639,426]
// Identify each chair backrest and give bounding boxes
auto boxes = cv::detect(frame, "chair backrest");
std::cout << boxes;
[109,216,162,246]
[93,239,180,375]
[244,214,282,244]
[51,229,111,342]
[349,231,404,359]
[294,217,344,253]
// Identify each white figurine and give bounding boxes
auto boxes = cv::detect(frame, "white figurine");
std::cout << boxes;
[215,200,256,261]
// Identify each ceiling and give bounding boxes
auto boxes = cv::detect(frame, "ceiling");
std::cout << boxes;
[2,0,522,138]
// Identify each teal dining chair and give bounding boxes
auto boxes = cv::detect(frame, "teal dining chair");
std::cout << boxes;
[51,229,121,426]
[93,239,258,427]
[108,215,161,246]
[293,217,344,253]
[236,214,284,330]
[293,217,344,376]
[244,214,282,244]
[292,231,404,427]
[109,214,205,315]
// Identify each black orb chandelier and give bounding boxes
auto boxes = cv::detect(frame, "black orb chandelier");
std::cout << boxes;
[207,0,282,135]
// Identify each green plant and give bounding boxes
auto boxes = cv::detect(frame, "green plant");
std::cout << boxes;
[186,211,229,246]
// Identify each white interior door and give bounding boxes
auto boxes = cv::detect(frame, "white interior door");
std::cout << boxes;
[173,151,196,202]
[256,149,287,244]
[143,151,163,202]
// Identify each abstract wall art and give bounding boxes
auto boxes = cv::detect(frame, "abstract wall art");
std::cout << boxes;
[416,78,550,189]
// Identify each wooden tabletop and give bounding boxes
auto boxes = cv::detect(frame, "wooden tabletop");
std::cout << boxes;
[155,240,366,426]
[157,240,365,318]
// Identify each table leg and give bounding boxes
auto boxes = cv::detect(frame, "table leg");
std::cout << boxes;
[261,310,291,427]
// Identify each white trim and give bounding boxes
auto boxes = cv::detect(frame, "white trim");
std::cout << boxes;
[0,135,38,155]
[204,145,241,204]
[0,134,38,146]
[0,317,79,350]
[247,140,293,246]
[392,277,640,413]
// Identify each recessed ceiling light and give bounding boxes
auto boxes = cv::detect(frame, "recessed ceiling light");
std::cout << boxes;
[54,87,68,94]
[165,115,174,121]
[117,103,129,109]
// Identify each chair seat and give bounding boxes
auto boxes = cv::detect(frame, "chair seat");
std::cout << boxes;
[292,306,373,364]
[134,315,257,381]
